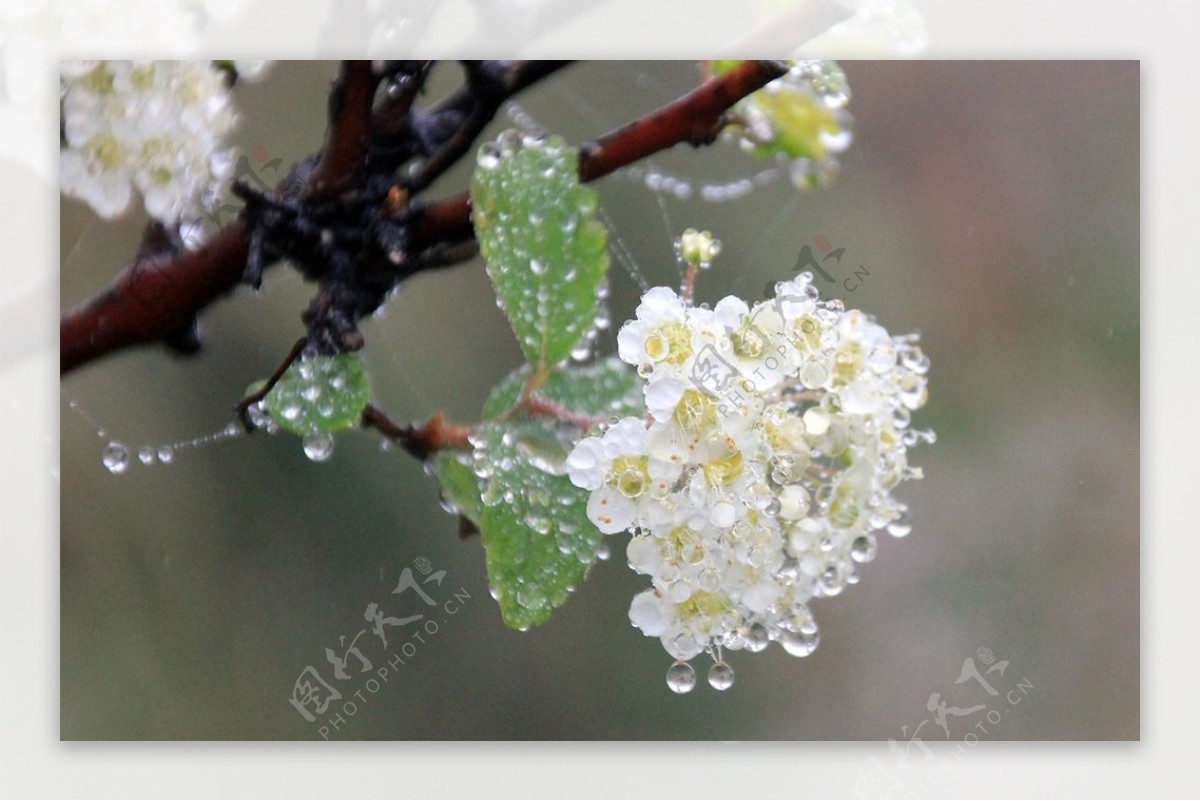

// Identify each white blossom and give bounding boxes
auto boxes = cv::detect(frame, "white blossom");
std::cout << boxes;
[59,60,243,232]
[567,243,933,692]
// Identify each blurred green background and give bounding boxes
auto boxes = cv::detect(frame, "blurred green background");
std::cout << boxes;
[59,61,1138,740]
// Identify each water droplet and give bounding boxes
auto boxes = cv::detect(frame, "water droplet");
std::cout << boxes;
[478,143,502,169]
[303,433,334,462]
[666,660,696,694]
[887,511,912,538]
[157,445,175,464]
[137,446,156,465]
[746,622,770,652]
[708,661,735,691]
[247,402,272,430]
[851,534,877,563]
[820,566,844,596]
[102,442,129,474]
[799,359,829,389]
[530,258,546,276]
[781,628,820,657]
[901,347,930,375]
[570,340,593,363]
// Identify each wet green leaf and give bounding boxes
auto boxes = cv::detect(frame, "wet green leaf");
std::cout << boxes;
[471,131,609,370]
[264,353,370,435]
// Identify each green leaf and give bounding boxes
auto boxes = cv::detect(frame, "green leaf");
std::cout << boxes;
[433,452,485,526]
[470,357,643,630]
[471,131,609,370]
[481,356,643,423]
[264,353,371,435]
[476,421,604,630]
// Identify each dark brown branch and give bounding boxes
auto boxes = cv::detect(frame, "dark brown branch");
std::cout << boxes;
[361,405,471,461]
[61,61,783,377]
[371,61,433,138]
[304,61,380,201]
[403,60,571,194]
[61,224,250,373]
[412,59,788,248]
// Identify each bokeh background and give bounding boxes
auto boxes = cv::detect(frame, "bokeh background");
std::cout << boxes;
[59,61,1138,740]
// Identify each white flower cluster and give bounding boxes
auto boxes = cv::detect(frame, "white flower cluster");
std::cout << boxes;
[566,237,931,693]
[59,60,250,227]
[1,2,254,178]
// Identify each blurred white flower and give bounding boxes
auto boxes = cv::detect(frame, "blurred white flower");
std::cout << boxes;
[59,60,239,228]
[567,230,934,692]
[0,0,251,179]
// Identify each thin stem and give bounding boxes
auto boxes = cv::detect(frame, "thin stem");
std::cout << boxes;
[681,262,699,305]
[361,405,472,461]
[522,394,607,432]
[233,337,307,430]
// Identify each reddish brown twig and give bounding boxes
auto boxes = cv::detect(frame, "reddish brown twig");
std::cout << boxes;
[522,395,607,432]
[412,59,788,248]
[61,224,250,374]
[578,59,787,181]
[360,405,472,461]
[232,336,307,430]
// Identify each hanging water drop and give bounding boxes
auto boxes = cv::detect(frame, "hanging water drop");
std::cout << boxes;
[157,445,175,464]
[708,661,735,691]
[781,628,820,657]
[570,340,593,363]
[746,622,770,652]
[666,660,696,694]
[850,534,878,563]
[886,511,912,538]
[137,446,156,465]
[102,442,129,474]
[303,433,335,462]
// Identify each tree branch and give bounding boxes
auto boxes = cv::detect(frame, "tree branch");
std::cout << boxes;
[61,224,250,373]
[402,60,571,194]
[411,59,788,248]
[361,405,471,461]
[60,61,784,377]
[304,60,381,201]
